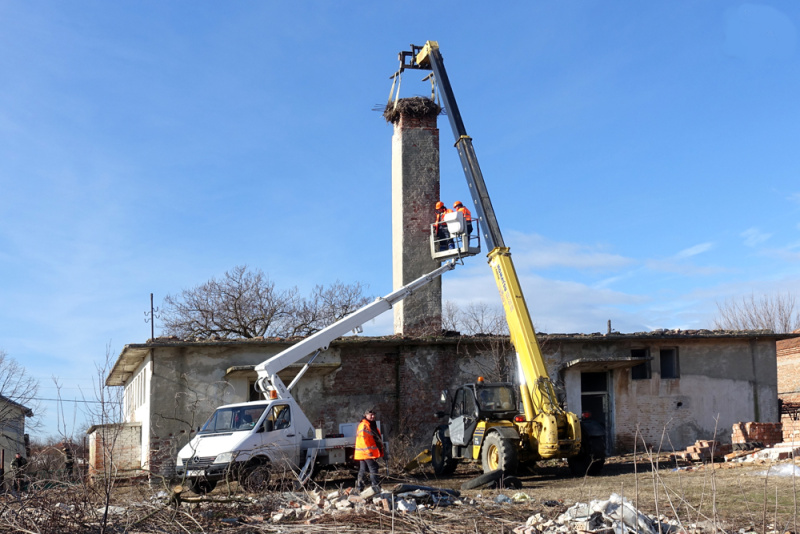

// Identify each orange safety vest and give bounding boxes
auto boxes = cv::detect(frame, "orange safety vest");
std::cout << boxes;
[455,206,472,222]
[354,418,383,460]
[435,208,452,230]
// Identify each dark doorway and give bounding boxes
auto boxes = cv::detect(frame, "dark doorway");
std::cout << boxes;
[580,371,610,449]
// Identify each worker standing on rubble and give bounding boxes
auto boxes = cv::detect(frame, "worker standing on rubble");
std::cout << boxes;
[434,201,454,251]
[11,453,27,493]
[354,409,384,493]
[453,200,472,235]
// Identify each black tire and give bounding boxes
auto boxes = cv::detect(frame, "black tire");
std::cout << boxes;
[188,478,217,495]
[480,432,518,475]
[461,468,503,490]
[568,435,606,477]
[487,475,522,490]
[241,459,271,492]
[431,427,457,476]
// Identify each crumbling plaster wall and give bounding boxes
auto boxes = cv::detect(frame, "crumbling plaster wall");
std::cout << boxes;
[142,339,501,476]
[553,337,779,452]
[147,344,286,475]
[135,334,781,476]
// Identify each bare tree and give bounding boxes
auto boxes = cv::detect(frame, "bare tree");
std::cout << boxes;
[442,300,461,332]
[461,302,509,336]
[83,344,126,534]
[161,265,371,340]
[0,349,41,436]
[714,292,800,333]
[289,280,372,337]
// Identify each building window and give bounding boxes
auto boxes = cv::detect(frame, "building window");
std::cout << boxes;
[630,348,651,380]
[660,348,680,379]
[249,382,261,402]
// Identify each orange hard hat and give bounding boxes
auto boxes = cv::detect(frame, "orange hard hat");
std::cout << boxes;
[453,201,463,208]
[435,201,444,210]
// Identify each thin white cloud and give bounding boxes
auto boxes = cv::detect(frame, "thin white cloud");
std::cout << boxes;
[741,227,771,247]
[675,242,714,259]
[507,231,634,271]
[789,193,800,205]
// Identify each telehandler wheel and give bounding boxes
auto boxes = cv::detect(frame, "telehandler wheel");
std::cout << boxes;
[431,427,457,476]
[567,435,606,477]
[481,432,518,475]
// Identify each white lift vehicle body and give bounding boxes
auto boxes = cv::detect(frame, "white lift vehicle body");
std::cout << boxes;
[175,259,459,493]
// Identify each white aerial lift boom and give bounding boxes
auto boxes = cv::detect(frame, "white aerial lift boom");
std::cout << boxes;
[175,259,459,494]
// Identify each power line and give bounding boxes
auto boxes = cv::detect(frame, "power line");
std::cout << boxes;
[29,397,106,404]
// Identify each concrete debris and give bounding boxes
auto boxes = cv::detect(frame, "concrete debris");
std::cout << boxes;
[515,493,677,534]
[268,483,463,523]
[755,463,800,477]
[725,442,800,463]
[395,498,417,512]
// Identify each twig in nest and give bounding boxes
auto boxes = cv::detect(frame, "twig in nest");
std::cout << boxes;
[383,96,441,123]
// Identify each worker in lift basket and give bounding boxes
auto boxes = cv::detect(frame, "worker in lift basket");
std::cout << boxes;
[354,409,384,493]
[434,201,455,251]
[453,200,472,236]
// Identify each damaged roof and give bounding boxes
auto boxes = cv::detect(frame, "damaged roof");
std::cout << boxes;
[106,329,798,387]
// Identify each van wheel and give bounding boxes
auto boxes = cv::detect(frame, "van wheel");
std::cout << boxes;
[241,460,271,492]
[188,478,217,495]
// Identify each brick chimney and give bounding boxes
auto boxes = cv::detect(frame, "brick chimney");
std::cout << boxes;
[385,97,442,335]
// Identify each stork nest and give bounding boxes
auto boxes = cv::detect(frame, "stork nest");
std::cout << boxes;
[383,96,441,123]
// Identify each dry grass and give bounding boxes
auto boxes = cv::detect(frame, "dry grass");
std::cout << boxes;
[2,454,798,532]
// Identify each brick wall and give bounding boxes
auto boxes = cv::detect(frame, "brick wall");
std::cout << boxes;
[88,423,143,481]
[391,97,442,336]
[781,414,800,443]
[731,422,783,446]
[777,338,800,403]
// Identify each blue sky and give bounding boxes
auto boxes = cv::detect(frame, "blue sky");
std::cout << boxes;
[1,2,799,439]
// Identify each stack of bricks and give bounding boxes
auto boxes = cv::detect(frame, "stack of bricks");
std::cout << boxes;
[671,440,731,462]
[781,415,800,443]
[731,422,783,447]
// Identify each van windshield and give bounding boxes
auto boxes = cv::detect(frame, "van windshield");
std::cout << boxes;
[199,405,268,434]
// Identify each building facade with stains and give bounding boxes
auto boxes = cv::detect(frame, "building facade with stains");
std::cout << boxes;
[102,329,789,479]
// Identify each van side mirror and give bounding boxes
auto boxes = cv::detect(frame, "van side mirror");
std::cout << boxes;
[263,420,274,433]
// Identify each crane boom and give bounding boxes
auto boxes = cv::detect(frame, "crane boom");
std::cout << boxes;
[400,41,560,417]
[396,41,588,463]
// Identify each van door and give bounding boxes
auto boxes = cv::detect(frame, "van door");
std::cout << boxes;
[256,403,301,467]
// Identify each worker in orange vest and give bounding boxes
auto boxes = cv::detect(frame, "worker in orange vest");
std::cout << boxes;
[354,408,384,493]
[434,201,454,251]
[453,200,473,235]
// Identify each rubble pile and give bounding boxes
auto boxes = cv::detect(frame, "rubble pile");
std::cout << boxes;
[512,494,674,534]
[267,484,465,523]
